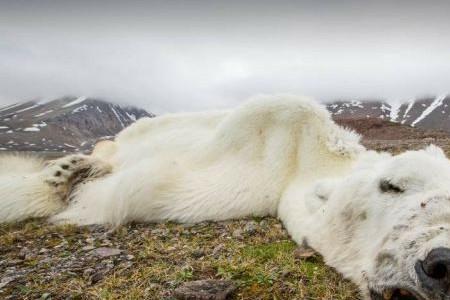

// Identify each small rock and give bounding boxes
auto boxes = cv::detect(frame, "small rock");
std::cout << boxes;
[87,224,105,233]
[243,221,257,235]
[89,272,105,285]
[92,247,122,258]
[54,240,68,249]
[231,229,243,240]
[18,247,30,259]
[83,268,95,279]
[0,276,17,288]
[100,239,113,246]
[212,244,225,258]
[181,223,197,229]
[151,228,168,236]
[191,249,205,259]
[126,254,135,260]
[39,257,52,265]
[6,259,23,266]
[82,245,95,251]
[293,246,317,260]
[281,270,291,279]
[259,220,268,228]
[173,280,236,300]
[103,228,117,237]
[105,262,115,269]
[148,282,161,289]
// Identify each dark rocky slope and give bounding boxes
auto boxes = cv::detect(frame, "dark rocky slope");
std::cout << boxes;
[0,97,153,153]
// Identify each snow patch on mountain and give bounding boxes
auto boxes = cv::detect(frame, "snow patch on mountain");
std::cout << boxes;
[72,104,88,113]
[23,127,40,132]
[62,96,87,108]
[34,110,54,117]
[389,102,401,122]
[126,112,137,121]
[110,106,125,128]
[401,100,415,124]
[15,103,41,113]
[411,95,447,127]
[0,103,23,113]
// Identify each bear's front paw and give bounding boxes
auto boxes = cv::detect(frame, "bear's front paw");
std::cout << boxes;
[44,154,112,202]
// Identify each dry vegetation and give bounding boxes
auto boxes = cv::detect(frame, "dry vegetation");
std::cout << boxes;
[0,218,359,300]
[1,119,449,300]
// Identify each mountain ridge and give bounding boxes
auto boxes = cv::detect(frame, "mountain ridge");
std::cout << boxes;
[0,96,153,152]
[326,94,450,133]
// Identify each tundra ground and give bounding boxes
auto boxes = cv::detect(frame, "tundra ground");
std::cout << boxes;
[0,218,359,299]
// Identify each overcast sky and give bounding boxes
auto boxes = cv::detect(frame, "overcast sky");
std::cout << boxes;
[1,0,450,112]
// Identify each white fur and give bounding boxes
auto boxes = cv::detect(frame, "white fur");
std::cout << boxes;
[49,95,363,225]
[3,95,450,299]
[0,154,65,222]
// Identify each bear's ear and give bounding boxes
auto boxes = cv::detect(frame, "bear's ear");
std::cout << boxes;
[423,144,447,159]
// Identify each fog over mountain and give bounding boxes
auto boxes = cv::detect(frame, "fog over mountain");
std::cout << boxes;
[1,1,450,112]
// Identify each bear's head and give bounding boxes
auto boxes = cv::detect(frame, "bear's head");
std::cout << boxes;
[302,145,450,300]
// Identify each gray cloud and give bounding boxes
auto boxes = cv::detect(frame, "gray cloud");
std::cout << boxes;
[1,0,450,112]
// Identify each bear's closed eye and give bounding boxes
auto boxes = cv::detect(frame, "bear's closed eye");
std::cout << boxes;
[379,180,404,194]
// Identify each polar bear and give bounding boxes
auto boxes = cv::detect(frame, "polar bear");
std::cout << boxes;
[1,95,450,300]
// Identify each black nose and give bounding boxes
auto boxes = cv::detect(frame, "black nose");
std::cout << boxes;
[416,248,450,293]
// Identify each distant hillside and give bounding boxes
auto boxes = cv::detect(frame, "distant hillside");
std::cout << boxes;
[0,97,153,152]
[326,95,450,133]
[335,118,448,141]
[2,95,450,154]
